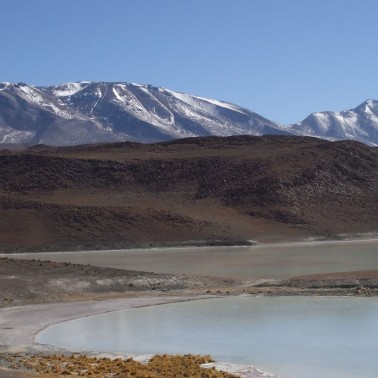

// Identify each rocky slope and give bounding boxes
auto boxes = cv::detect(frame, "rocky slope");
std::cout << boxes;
[0,135,377,252]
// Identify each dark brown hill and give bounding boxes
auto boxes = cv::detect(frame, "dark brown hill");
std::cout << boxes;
[0,136,377,252]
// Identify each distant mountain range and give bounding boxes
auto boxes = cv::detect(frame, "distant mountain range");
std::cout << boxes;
[0,81,377,146]
[291,99,378,146]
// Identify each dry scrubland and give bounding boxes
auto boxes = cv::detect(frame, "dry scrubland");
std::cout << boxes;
[0,353,238,378]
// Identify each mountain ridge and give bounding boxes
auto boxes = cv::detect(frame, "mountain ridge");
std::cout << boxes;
[290,99,378,146]
[0,81,377,146]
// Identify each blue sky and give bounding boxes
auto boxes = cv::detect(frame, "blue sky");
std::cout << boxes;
[1,0,377,124]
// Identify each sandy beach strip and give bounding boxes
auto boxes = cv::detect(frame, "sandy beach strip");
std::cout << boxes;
[0,295,280,378]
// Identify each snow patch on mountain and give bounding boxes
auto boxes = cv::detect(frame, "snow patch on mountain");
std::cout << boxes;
[164,88,246,117]
[14,85,76,120]
[140,87,175,125]
[109,84,184,135]
[194,96,248,115]
[112,86,125,103]
[0,127,34,143]
[52,82,88,97]
[0,82,11,91]
[289,99,378,146]
[16,85,47,106]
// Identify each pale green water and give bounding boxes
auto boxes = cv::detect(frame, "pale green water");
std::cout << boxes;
[4,239,378,279]
[37,295,378,378]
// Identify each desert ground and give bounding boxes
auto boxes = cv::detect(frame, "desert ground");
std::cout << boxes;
[0,136,377,377]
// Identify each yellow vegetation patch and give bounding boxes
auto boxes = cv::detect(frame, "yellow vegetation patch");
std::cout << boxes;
[2,353,238,378]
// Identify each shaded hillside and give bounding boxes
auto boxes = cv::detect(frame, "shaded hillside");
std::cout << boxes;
[0,136,377,251]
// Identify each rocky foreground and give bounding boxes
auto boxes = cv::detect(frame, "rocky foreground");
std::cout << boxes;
[0,257,237,308]
[3,256,378,309]
[2,256,378,378]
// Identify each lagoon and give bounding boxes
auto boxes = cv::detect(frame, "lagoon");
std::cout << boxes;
[6,238,378,279]
[37,295,378,378]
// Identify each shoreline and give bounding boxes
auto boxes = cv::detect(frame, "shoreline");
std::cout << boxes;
[1,232,378,257]
[0,294,279,378]
[1,231,378,255]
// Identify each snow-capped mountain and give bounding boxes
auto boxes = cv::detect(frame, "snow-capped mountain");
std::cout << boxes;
[0,81,289,146]
[289,99,378,146]
[0,81,377,146]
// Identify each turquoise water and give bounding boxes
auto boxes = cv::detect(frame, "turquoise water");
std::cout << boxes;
[37,296,378,378]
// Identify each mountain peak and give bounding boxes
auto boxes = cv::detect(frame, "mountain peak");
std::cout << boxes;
[0,81,287,146]
[355,99,378,116]
[49,82,91,97]
[0,81,377,146]
[289,99,378,145]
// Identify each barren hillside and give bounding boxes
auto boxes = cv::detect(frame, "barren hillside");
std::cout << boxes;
[0,135,377,252]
